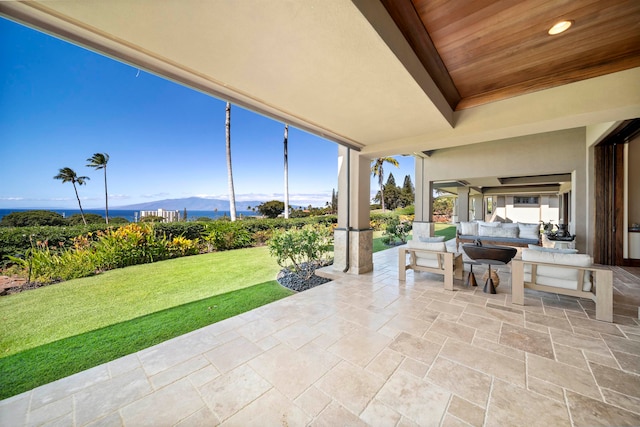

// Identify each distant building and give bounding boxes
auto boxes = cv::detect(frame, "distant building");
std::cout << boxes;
[139,208,181,222]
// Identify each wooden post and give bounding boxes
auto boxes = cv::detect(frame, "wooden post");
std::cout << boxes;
[595,268,613,322]
[511,259,524,305]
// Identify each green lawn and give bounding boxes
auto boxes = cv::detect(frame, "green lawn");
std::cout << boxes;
[372,223,457,252]
[0,224,458,399]
[0,246,294,399]
[0,246,280,356]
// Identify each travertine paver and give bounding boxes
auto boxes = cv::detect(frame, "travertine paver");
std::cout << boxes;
[1,247,639,426]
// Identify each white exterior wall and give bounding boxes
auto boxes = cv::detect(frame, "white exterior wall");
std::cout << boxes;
[540,196,560,225]
[500,195,559,224]
[504,196,540,224]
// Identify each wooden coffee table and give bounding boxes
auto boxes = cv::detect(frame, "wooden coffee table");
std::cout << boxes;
[462,244,517,294]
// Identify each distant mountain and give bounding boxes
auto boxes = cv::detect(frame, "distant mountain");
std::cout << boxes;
[113,197,263,211]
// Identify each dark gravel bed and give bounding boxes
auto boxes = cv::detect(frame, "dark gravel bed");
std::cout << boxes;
[276,262,332,292]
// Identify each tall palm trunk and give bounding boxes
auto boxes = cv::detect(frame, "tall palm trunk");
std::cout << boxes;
[225,102,237,221]
[72,182,87,225]
[103,166,109,224]
[378,166,385,212]
[283,124,289,219]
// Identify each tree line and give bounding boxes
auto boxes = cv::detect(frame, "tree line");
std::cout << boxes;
[54,153,110,226]
[53,104,413,226]
[371,157,414,211]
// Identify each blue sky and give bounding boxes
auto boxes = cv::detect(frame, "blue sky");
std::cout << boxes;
[0,17,415,209]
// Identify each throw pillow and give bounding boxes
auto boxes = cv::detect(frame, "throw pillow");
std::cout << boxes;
[518,223,540,240]
[459,222,478,235]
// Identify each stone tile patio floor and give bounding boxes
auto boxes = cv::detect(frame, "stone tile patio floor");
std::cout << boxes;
[1,247,639,426]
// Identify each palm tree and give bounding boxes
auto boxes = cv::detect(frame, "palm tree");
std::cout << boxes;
[225,102,237,221]
[54,167,90,225]
[283,124,289,219]
[86,152,110,224]
[371,157,399,212]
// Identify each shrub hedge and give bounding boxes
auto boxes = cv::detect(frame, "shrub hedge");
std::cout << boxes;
[0,216,339,268]
[1,212,426,272]
[0,224,110,268]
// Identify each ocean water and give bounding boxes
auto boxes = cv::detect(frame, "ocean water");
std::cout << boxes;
[0,209,256,223]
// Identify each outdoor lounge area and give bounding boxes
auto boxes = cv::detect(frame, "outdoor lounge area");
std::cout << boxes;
[1,1,639,426]
[1,246,639,426]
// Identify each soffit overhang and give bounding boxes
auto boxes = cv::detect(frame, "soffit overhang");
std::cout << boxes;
[0,0,453,152]
[1,0,639,158]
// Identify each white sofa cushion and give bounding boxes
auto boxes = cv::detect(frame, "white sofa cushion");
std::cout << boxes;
[408,240,447,269]
[479,224,519,238]
[527,244,578,254]
[459,222,478,235]
[518,223,540,240]
[522,249,593,291]
[478,221,500,228]
[501,222,519,229]
[418,236,446,243]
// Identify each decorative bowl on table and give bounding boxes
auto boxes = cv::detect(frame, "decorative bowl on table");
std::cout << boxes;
[462,244,517,264]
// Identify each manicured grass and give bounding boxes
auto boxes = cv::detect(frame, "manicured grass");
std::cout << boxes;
[0,281,293,399]
[372,231,390,252]
[0,246,280,357]
[372,223,457,253]
[434,223,457,240]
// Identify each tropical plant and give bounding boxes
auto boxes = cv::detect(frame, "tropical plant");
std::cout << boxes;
[268,224,333,280]
[433,196,454,217]
[67,213,105,225]
[225,102,237,221]
[204,221,252,251]
[283,124,290,219]
[53,167,90,225]
[382,173,402,210]
[93,223,169,269]
[400,174,415,208]
[381,215,412,245]
[257,200,285,219]
[86,153,110,224]
[370,157,399,211]
[0,210,66,227]
[330,188,338,214]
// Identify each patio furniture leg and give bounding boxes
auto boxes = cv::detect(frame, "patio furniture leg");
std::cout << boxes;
[595,269,613,322]
[454,255,463,281]
[444,252,454,291]
[511,259,524,305]
[466,264,477,287]
[398,247,407,281]
[483,264,497,294]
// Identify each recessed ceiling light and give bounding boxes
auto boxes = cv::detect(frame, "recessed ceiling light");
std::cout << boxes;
[548,20,573,35]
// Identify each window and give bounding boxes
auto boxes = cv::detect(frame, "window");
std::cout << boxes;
[514,196,539,206]
[485,196,494,214]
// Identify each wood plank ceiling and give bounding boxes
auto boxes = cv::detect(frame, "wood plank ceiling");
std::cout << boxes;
[381,0,640,110]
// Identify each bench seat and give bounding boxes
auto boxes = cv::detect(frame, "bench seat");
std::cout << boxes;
[399,240,463,290]
[511,249,613,322]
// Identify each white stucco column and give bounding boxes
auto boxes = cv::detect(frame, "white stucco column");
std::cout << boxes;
[457,187,470,222]
[470,195,484,221]
[452,198,459,223]
[413,156,435,238]
[334,146,373,274]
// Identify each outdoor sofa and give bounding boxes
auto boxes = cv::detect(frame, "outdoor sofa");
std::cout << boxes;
[456,221,542,248]
[511,247,613,322]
